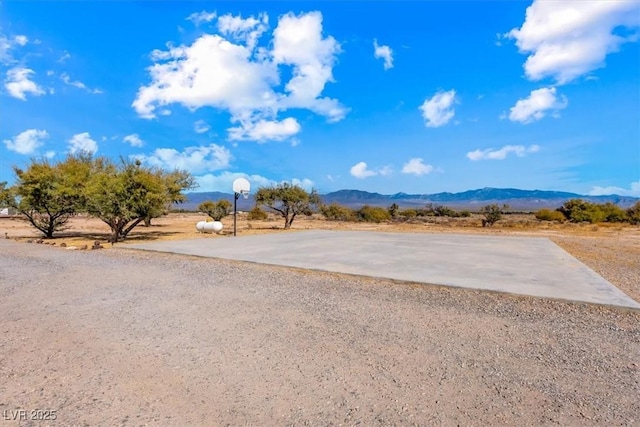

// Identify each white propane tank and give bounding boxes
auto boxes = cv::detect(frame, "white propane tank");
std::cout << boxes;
[196,221,206,232]
[211,221,224,234]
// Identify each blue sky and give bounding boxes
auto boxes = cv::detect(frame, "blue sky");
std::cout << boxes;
[1,1,639,196]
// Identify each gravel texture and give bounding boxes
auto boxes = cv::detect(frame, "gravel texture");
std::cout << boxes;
[1,238,639,426]
[551,235,640,303]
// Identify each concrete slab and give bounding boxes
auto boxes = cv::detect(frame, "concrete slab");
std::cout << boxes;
[126,230,640,309]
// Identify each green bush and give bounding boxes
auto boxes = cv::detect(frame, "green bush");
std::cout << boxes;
[558,199,606,223]
[458,210,471,218]
[356,205,391,223]
[247,205,268,220]
[599,202,628,223]
[627,202,640,225]
[480,204,509,227]
[535,208,566,222]
[198,199,232,221]
[433,205,457,217]
[320,203,356,221]
[400,208,417,218]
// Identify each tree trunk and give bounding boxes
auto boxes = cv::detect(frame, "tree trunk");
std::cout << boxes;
[143,216,152,227]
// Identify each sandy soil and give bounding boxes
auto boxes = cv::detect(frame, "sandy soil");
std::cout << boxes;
[1,214,639,426]
[2,212,639,300]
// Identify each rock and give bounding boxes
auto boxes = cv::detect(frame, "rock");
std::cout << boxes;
[79,245,88,250]
[60,242,67,247]
[36,239,44,244]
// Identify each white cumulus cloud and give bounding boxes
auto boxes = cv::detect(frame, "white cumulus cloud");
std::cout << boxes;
[0,33,28,64]
[467,144,540,161]
[217,12,268,51]
[373,39,394,70]
[508,87,568,123]
[14,35,28,46]
[135,144,231,175]
[401,158,434,176]
[419,89,457,128]
[187,10,217,26]
[123,134,144,147]
[507,0,640,84]
[60,73,102,94]
[68,132,98,154]
[350,162,379,179]
[228,117,300,142]
[195,171,314,193]
[5,67,45,100]
[3,129,48,155]
[291,178,315,191]
[133,11,347,142]
[194,120,211,134]
[589,181,640,197]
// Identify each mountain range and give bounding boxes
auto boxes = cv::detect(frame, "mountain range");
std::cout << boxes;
[176,188,639,212]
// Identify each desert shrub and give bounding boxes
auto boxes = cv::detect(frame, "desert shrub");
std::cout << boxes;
[320,203,356,221]
[458,210,471,218]
[480,204,509,227]
[356,205,391,223]
[433,205,457,217]
[247,205,268,220]
[388,203,400,219]
[198,199,232,221]
[535,208,566,222]
[599,202,628,223]
[558,199,607,223]
[627,201,640,225]
[400,208,417,218]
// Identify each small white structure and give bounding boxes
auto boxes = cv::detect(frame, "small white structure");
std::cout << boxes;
[196,220,224,234]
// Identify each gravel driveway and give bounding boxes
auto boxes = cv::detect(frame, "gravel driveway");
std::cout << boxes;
[1,239,639,426]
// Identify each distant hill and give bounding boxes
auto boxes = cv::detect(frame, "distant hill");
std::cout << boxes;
[177,187,639,212]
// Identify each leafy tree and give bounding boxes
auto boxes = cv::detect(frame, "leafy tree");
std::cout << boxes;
[9,155,92,237]
[85,158,194,242]
[0,181,12,208]
[143,169,195,226]
[320,202,356,221]
[480,203,509,227]
[627,201,640,225]
[198,199,232,221]
[254,183,320,229]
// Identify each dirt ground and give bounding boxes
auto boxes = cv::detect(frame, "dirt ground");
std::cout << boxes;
[2,212,639,301]
[1,213,639,426]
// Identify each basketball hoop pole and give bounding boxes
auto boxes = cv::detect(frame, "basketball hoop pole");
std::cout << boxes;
[234,191,239,237]
[231,177,250,237]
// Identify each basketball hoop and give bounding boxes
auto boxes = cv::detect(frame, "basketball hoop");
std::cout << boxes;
[232,178,251,236]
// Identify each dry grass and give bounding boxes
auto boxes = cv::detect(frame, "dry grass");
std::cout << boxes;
[1,211,637,247]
